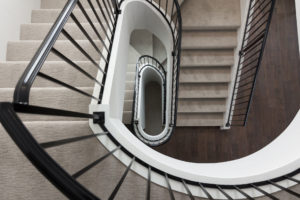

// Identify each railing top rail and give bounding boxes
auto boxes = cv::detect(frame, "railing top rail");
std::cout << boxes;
[13,0,78,105]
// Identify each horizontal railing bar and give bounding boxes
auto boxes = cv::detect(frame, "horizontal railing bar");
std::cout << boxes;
[238,66,258,81]
[234,87,252,96]
[182,180,195,200]
[268,181,300,198]
[249,0,267,11]
[236,70,257,83]
[108,157,135,200]
[235,79,255,90]
[238,65,259,79]
[246,10,270,34]
[199,183,214,199]
[165,174,175,200]
[245,18,269,39]
[240,48,261,63]
[244,29,266,46]
[216,185,233,200]
[37,72,100,101]
[232,100,250,106]
[247,0,272,25]
[13,103,93,118]
[40,132,107,149]
[240,51,260,67]
[61,29,101,70]
[239,57,259,70]
[234,186,254,200]
[51,48,103,86]
[242,40,263,55]
[72,146,120,178]
[231,113,247,117]
[70,13,108,66]
[77,0,110,52]
[233,94,251,101]
[251,184,279,200]
[232,107,248,112]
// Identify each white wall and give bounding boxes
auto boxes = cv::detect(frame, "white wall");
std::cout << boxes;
[0,0,40,61]
[296,0,300,54]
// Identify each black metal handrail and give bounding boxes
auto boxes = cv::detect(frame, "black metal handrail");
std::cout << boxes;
[13,0,118,105]
[132,55,171,146]
[226,0,276,127]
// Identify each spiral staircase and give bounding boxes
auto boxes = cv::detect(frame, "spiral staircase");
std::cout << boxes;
[1,0,300,199]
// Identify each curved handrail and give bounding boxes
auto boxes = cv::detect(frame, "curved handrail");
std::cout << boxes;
[13,0,78,104]
[132,55,170,146]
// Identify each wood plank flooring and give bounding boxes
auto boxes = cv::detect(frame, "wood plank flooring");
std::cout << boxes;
[153,0,300,163]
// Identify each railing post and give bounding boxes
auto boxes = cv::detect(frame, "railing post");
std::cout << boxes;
[112,0,121,14]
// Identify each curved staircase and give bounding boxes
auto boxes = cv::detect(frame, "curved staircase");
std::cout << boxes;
[1,0,300,199]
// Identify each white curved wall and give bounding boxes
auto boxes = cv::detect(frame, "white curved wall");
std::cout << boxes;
[0,0,41,61]
[90,0,300,198]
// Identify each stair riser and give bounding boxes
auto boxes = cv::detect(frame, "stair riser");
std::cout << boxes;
[182,30,238,49]
[176,113,224,126]
[180,67,231,83]
[179,83,228,98]
[21,23,104,41]
[181,50,234,66]
[32,9,111,24]
[41,0,112,9]
[178,99,226,113]
[181,0,241,28]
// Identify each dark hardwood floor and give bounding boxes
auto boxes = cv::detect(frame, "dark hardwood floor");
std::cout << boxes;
[153,0,300,163]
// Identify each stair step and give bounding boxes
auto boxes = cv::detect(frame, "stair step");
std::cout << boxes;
[0,87,93,121]
[0,121,96,200]
[123,111,132,124]
[181,0,241,28]
[179,67,231,83]
[127,64,137,72]
[41,0,103,9]
[178,83,228,98]
[182,30,237,49]
[181,49,234,67]
[177,113,224,126]
[125,81,135,90]
[32,9,109,24]
[122,111,225,126]
[126,72,136,82]
[0,61,98,88]
[20,23,103,40]
[178,99,226,113]
[124,98,226,115]
[125,90,134,101]
[124,100,134,111]
[6,40,103,61]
